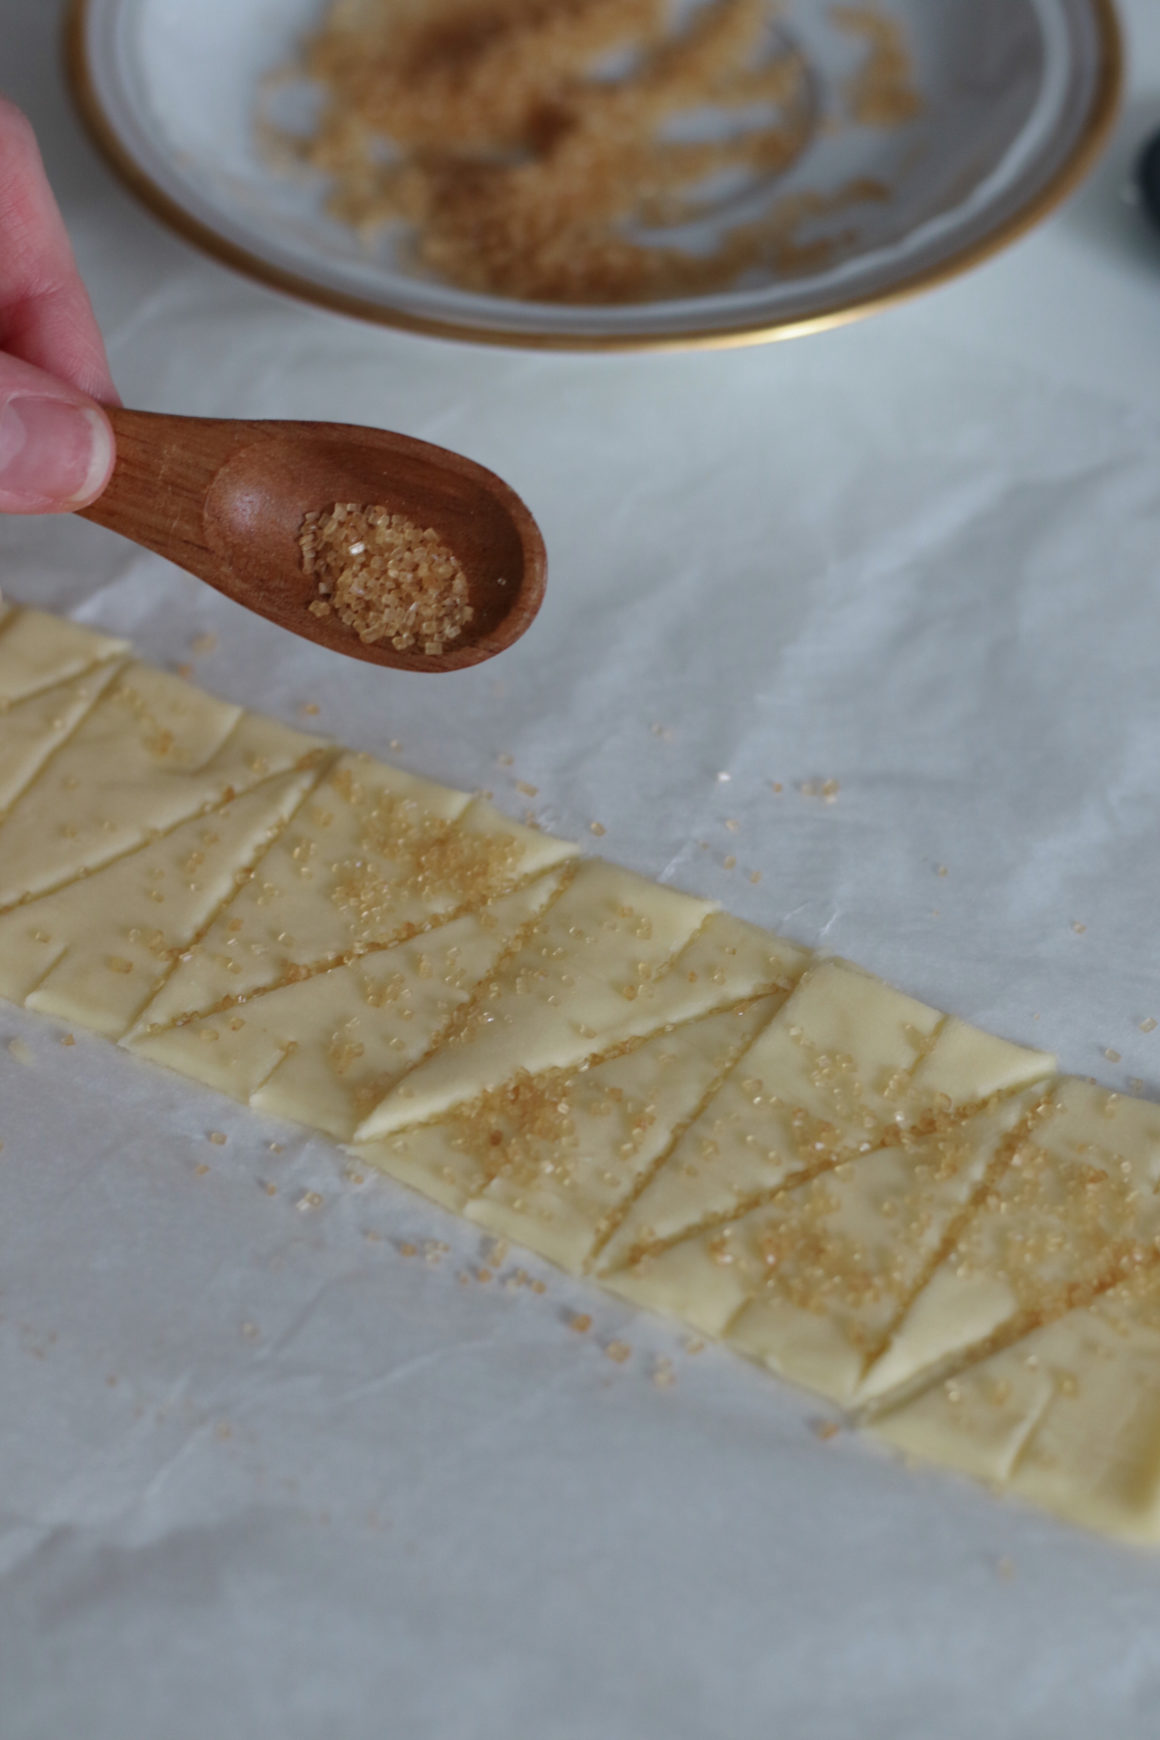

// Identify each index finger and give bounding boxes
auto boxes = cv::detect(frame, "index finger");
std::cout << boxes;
[0,96,118,403]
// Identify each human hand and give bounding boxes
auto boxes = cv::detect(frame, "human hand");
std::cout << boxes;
[0,97,117,514]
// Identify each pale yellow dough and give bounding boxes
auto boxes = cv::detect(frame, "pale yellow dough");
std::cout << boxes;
[859,1079,1160,1406]
[133,753,576,1034]
[0,770,319,1038]
[0,663,124,814]
[873,1274,1160,1543]
[131,871,569,1138]
[6,603,1160,1543]
[0,605,126,704]
[0,662,328,908]
[351,861,720,1141]
[0,606,127,813]
[608,1089,1045,1401]
[599,961,1053,1272]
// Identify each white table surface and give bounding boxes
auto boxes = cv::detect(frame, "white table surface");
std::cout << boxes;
[5,5,1160,1737]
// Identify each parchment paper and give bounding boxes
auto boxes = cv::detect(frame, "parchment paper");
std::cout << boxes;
[5,5,1160,1736]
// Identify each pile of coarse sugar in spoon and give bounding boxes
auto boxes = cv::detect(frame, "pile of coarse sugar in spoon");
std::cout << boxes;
[301,502,474,654]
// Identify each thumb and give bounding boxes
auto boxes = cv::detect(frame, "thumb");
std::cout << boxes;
[0,352,115,514]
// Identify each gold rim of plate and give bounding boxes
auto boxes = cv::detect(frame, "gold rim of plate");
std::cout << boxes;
[64,0,1124,355]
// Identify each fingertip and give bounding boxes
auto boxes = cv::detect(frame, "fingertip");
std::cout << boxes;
[0,394,116,515]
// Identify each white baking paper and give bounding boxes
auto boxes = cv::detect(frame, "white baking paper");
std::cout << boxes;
[5,3,1160,1736]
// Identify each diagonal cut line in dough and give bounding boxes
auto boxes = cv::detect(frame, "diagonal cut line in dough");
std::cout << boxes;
[121,747,473,1033]
[852,1071,1160,1426]
[842,1101,1043,1398]
[371,991,779,1147]
[0,641,125,708]
[863,1247,1160,1454]
[612,1147,907,1272]
[10,767,325,1038]
[600,1088,1062,1406]
[603,1077,1031,1270]
[872,1331,1066,1493]
[0,607,128,706]
[128,856,580,1039]
[687,1086,1051,1397]
[119,665,245,765]
[351,916,804,1229]
[131,866,577,1136]
[0,668,333,911]
[0,753,336,918]
[348,907,805,1155]
[600,1002,951,1280]
[0,645,125,703]
[109,763,336,1028]
[585,994,793,1265]
[128,755,578,1036]
[460,996,787,1268]
[596,1099,987,1295]
[354,895,813,1150]
[348,859,583,1102]
[597,962,956,1273]
[599,980,1056,1282]
[855,1079,1160,1415]
[121,668,244,763]
[248,872,575,1135]
[352,871,737,1144]
[857,1250,1160,1425]
[3,759,327,969]
[0,657,128,816]
[705,1095,1045,1404]
[601,1067,1054,1373]
[1002,1367,1086,1487]
[865,1267,1160,1541]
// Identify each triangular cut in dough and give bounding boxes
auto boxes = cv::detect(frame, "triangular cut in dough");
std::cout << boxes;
[353,992,783,1257]
[872,1264,1160,1543]
[607,1088,1045,1404]
[466,994,788,1272]
[0,662,329,908]
[0,660,125,814]
[859,1078,1160,1407]
[351,912,807,1221]
[601,965,1055,1275]
[352,860,723,1143]
[131,751,576,1033]
[0,605,126,705]
[0,767,322,1039]
[129,869,570,1139]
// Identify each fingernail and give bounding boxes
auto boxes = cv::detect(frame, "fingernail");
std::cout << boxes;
[0,397,114,508]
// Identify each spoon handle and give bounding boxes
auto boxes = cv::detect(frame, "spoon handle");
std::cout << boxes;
[78,407,254,581]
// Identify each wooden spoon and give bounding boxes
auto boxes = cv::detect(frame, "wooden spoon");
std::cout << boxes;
[79,408,546,673]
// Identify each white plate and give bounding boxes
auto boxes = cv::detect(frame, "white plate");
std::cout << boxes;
[67,0,1121,351]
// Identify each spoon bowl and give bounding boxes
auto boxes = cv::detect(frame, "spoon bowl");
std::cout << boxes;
[80,408,546,672]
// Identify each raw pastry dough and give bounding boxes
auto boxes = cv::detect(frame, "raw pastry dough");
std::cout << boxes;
[859,1079,1160,1405]
[7,603,1160,1542]
[873,1271,1160,1542]
[0,605,126,703]
[132,871,569,1137]
[608,1089,1045,1402]
[0,770,319,1038]
[351,860,720,1141]
[132,754,576,1034]
[0,661,328,907]
[600,961,1053,1272]
[0,606,127,812]
[358,990,787,1259]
